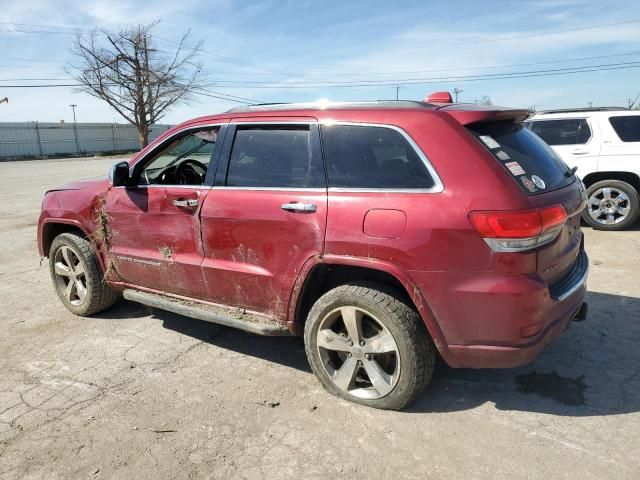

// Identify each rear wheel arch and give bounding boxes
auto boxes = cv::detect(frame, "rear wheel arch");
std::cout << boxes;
[291,260,447,352]
[582,171,640,193]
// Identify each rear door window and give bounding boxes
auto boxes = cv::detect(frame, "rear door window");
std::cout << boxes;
[609,115,640,142]
[469,122,575,195]
[320,124,436,189]
[226,126,324,188]
[530,119,591,145]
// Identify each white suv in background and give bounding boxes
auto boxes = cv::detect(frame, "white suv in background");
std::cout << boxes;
[527,108,640,230]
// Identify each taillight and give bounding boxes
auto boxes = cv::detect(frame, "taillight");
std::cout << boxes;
[469,205,567,252]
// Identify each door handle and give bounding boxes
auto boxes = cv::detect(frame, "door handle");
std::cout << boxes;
[173,198,199,208]
[281,202,317,213]
[571,149,588,155]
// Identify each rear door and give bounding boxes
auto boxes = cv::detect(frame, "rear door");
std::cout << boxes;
[529,118,600,176]
[468,122,586,284]
[199,119,327,320]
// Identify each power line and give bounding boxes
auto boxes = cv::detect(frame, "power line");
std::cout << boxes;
[3,62,640,90]
[201,61,640,87]
[194,87,262,104]
[400,18,640,51]
[4,18,640,51]
[4,50,640,83]
[290,51,640,78]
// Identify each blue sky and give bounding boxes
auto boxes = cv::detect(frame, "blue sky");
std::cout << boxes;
[1,0,640,124]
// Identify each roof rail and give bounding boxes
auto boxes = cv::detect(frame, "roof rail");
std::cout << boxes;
[226,100,435,113]
[537,107,628,114]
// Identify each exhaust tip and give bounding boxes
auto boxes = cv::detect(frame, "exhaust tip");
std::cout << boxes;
[573,302,588,322]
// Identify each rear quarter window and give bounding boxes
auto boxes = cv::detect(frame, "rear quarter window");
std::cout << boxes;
[609,115,640,142]
[469,122,574,195]
[320,124,436,189]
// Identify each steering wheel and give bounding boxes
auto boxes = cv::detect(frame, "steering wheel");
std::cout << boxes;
[175,159,207,185]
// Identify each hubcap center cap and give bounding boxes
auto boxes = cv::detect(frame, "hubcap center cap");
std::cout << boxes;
[352,347,365,359]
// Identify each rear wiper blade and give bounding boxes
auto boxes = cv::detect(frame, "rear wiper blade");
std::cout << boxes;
[565,166,578,177]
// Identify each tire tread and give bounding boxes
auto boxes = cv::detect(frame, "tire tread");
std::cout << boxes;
[49,233,119,316]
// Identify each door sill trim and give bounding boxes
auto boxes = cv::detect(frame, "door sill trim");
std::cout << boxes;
[122,289,291,336]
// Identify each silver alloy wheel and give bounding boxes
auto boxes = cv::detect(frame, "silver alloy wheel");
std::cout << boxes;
[316,306,401,400]
[53,245,88,306]
[587,187,631,225]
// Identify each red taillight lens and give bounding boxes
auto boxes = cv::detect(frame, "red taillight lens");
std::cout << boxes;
[469,210,542,238]
[539,204,567,231]
[469,205,567,252]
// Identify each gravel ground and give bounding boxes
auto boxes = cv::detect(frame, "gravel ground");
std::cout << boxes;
[0,157,639,479]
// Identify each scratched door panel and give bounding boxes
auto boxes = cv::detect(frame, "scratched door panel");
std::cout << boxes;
[200,189,326,320]
[106,186,210,298]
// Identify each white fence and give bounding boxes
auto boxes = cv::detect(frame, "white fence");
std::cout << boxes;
[0,122,173,159]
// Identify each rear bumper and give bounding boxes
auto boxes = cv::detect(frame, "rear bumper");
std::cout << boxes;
[413,251,589,369]
[446,299,586,368]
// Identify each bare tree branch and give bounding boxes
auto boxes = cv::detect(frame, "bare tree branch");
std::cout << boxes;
[67,22,204,148]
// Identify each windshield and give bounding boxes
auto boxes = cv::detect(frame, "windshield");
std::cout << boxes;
[468,122,575,195]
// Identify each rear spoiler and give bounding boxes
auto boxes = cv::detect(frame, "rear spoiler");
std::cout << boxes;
[437,103,531,126]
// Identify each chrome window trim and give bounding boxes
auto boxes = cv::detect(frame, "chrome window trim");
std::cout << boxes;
[121,119,444,193]
[212,186,326,192]
[128,122,226,187]
[328,187,438,194]
[319,120,444,193]
[230,121,316,125]
[114,184,209,190]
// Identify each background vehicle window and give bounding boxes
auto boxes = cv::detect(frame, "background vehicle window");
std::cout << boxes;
[138,129,217,185]
[609,115,640,142]
[530,119,591,145]
[320,125,435,189]
[226,126,323,188]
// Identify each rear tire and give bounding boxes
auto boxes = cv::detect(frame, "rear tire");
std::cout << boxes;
[582,180,640,230]
[49,232,119,316]
[304,282,434,410]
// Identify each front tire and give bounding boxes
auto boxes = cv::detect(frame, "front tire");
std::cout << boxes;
[582,180,640,230]
[304,283,434,410]
[49,232,119,316]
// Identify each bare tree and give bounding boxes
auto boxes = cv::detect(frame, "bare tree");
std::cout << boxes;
[68,22,203,148]
[479,95,493,106]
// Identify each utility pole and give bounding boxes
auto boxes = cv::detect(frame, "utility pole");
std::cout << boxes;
[587,101,593,108]
[453,87,463,103]
[395,86,400,100]
[70,104,80,154]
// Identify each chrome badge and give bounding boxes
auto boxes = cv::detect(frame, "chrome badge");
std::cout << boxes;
[531,175,546,189]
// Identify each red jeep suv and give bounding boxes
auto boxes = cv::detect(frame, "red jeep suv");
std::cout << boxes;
[38,93,589,410]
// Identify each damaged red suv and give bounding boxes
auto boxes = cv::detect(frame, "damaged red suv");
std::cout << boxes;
[38,93,589,410]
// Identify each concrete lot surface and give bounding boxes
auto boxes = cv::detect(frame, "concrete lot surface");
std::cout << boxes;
[0,157,639,479]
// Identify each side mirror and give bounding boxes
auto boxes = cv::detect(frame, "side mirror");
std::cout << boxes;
[109,161,130,187]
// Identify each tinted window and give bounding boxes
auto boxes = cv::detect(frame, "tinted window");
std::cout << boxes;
[321,125,435,189]
[469,122,574,195]
[609,115,640,142]
[530,119,591,145]
[226,126,323,188]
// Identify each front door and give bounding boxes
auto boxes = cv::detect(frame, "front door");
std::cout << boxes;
[199,120,327,320]
[106,126,222,299]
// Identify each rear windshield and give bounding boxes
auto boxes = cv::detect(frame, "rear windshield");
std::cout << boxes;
[468,122,575,195]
